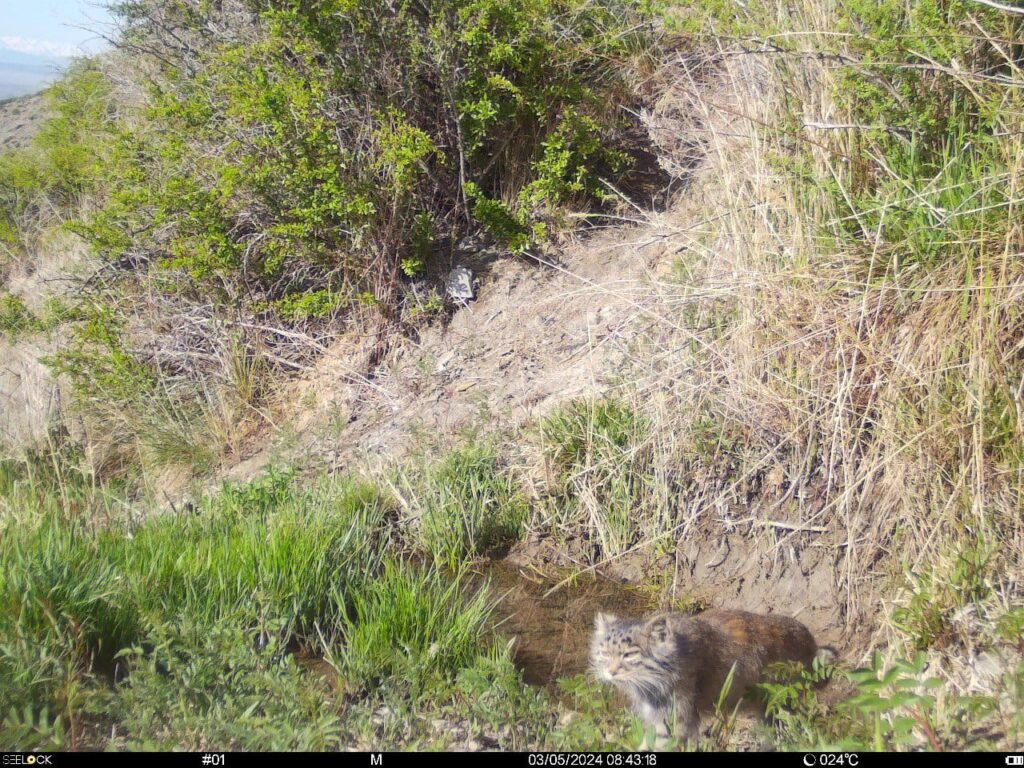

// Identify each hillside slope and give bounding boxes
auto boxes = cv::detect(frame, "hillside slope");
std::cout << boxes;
[229,60,849,653]
[0,94,48,151]
[1,0,1023,752]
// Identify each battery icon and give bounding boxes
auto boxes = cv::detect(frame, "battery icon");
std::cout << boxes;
[1006,757,1023,765]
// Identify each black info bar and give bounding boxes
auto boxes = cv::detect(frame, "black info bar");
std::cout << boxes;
[3,753,1021,767]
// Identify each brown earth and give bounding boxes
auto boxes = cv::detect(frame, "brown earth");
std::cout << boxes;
[0,93,48,152]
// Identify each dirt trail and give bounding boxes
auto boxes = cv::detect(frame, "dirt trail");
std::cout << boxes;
[283,225,676,470]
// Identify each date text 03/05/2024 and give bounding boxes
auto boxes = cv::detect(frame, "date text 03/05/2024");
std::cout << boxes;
[527,755,659,766]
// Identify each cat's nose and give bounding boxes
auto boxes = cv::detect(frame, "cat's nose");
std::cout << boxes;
[607,662,621,676]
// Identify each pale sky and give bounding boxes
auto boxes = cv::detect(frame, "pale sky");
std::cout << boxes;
[0,0,113,58]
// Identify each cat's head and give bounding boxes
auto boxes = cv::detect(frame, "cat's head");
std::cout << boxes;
[590,613,675,693]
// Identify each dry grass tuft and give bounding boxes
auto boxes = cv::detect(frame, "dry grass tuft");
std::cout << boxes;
[525,4,1024,675]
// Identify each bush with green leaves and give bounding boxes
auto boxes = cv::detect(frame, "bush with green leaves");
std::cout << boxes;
[0,60,112,247]
[757,652,950,751]
[75,0,653,317]
[0,292,36,338]
[15,0,657,474]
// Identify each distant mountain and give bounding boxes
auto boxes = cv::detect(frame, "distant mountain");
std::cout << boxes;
[0,49,71,100]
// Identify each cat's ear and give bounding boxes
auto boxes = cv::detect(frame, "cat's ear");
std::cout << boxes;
[594,612,614,632]
[646,616,671,645]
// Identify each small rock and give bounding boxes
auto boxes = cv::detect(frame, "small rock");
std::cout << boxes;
[434,350,455,373]
[968,648,1019,694]
[446,266,475,300]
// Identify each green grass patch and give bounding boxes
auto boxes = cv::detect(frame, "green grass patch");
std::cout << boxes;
[0,467,395,739]
[328,560,496,698]
[540,397,653,559]
[410,443,529,569]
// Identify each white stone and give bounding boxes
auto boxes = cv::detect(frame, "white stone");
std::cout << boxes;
[446,266,475,300]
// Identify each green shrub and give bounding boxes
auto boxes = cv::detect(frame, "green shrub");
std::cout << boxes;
[751,653,951,751]
[98,618,343,751]
[33,63,113,203]
[0,292,37,338]
[16,1,657,473]
[47,305,154,410]
[75,0,653,318]
[0,61,113,247]
[0,150,46,241]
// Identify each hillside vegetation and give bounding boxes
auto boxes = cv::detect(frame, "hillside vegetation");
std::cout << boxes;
[1,0,1023,752]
